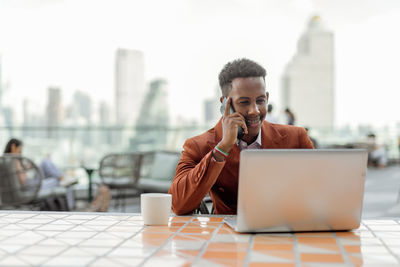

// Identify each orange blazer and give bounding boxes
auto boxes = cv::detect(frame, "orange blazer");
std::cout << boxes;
[168,119,314,215]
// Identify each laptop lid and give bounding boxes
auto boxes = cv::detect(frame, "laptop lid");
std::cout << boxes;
[235,149,368,232]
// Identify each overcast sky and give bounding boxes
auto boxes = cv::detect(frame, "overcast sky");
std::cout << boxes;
[0,0,399,128]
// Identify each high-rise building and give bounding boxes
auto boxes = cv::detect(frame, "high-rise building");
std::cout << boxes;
[115,49,145,126]
[204,85,221,127]
[131,79,170,150]
[66,91,92,124]
[281,15,335,130]
[47,87,62,137]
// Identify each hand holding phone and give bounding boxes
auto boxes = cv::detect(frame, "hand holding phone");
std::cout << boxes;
[218,97,247,152]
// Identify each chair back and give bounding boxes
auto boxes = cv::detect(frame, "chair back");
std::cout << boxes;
[98,153,142,188]
[0,155,43,207]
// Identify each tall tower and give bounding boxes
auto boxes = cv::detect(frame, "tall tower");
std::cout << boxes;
[115,49,145,126]
[47,87,62,137]
[131,79,170,150]
[281,15,334,130]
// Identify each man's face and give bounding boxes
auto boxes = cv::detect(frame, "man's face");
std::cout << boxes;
[228,77,268,141]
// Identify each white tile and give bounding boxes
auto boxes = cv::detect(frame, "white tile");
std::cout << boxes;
[36,224,75,231]
[20,245,67,256]
[1,224,26,231]
[2,236,44,245]
[79,238,122,247]
[211,234,251,243]
[83,220,118,226]
[4,213,36,219]
[106,230,137,239]
[143,258,188,267]
[164,240,205,250]
[20,218,55,224]
[34,231,63,237]
[93,232,124,240]
[108,247,155,257]
[107,226,143,233]
[57,231,97,239]
[69,225,98,232]
[38,238,68,246]
[59,247,95,257]
[55,238,84,246]
[42,256,95,267]
[16,224,41,230]
[110,257,145,266]
[77,247,113,256]
[0,230,23,237]
[84,225,110,231]
[63,214,98,220]
[0,256,29,266]
[0,244,25,253]
[89,258,125,267]
[0,218,24,223]
[363,220,397,225]
[65,220,89,225]
[18,255,50,265]
[192,259,226,267]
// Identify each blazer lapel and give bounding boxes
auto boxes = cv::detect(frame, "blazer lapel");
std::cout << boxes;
[261,121,288,148]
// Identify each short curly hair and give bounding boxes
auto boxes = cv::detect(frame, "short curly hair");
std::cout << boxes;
[218,58,266,96]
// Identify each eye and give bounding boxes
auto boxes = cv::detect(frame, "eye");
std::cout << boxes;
[256,99,266,104]
[240,101,249,105]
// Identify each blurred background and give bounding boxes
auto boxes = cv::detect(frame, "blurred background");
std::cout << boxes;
[0,0,399,167]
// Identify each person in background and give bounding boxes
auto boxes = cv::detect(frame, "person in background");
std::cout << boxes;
[284,108,295,125]
[366,133,387,168]
[305,127,319,149]
[3,138,77,209]
[265,104,279,124]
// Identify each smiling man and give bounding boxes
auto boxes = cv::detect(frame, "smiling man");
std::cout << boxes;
[168,58,314,215]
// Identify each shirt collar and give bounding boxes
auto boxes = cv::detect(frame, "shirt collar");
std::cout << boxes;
[237,128,262,150]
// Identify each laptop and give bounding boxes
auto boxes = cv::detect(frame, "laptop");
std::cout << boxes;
[224,149,368,232]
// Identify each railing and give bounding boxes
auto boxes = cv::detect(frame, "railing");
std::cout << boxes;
[1,124,399,169]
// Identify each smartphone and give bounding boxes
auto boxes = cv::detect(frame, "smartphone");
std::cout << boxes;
[220,97,245,140]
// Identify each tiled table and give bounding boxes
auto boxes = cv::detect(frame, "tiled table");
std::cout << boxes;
[1,211,400,266]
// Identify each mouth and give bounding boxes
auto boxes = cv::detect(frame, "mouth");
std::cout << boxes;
[246,117,261,128]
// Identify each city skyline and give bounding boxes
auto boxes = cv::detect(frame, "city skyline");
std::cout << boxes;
[0,0,400,128]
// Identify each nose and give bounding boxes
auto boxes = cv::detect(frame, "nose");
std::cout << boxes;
[248,102,260,115]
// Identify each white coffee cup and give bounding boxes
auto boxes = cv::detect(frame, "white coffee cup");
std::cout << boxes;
[141,193,172,225]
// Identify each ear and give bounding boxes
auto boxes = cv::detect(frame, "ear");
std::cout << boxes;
[266,92,269,102]
[220,96,224,103]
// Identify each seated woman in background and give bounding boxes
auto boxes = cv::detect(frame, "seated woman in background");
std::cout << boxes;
[3,138,77,209]
[3,138,110,212]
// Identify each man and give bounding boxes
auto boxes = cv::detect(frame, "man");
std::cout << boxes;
[168,58,314,215]
[265,103,279,124]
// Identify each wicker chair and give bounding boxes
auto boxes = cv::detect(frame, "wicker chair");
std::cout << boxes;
[0,155,43,209]
[98,153,142,211]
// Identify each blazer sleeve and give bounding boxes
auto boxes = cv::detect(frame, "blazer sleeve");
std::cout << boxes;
[168,138,225,215]
[298,127,315,149]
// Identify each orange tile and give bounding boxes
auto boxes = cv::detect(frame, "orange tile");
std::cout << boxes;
[171,217,192,222]
[300,244,340,252]
[186,222,219,228]
[300,253,344,263]
[335,232,360,238]
[349,255,364,265]
[253,243,293,251]
[206,258,245,266]
[180,227,216,234]
[343,245,361,253]
[174,234,213,241]
[142,226,181,233]
[295,232,334,237]
[140,233,172,239]
[203,251,247,260]
[142,239,168,246]
[193,217,225,222]
[177,250,201,258]
[207,242,248,251]
[297,237,336,244]
[218,228,237,234]
[249,264,295,267]
[254,236,294,244]
[169,222,187,227]
[258,251,295,261]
